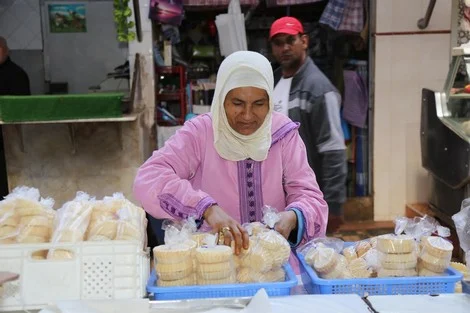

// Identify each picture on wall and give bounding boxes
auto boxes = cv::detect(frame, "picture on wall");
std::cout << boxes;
[48,3,87,33]
[149,0,184,26]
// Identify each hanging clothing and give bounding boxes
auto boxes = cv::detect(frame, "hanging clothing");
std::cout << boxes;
[338,0,364,33]
[342,70,368,128]
[319,0,346,30]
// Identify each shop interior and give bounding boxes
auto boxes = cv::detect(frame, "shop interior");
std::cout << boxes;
[151,0,373,226]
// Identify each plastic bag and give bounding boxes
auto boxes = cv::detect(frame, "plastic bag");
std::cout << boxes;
[339,239,379,277]
[298,237,345,259]
[115,203,147,245]
[0,199,19,243]
[153,218,199,286]
[236,206,290,283]
[308,247,352,279]
[378,219,419,278]
[243,221,268,236]
[452,198,470,254]
[48,192,94,260]
[395,215,446,242]
[85,194,121,241]
[1,186,56,245]
[195,233,236,285]
[374,233,418,277]
[215,0,247,57]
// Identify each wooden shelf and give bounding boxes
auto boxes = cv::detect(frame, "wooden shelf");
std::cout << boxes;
[2,113,139,154]
[158,93,182,101]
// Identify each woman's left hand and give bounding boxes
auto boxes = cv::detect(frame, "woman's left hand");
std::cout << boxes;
[274,210,297,240]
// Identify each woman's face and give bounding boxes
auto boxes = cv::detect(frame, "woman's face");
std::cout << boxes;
[224,87,269,136]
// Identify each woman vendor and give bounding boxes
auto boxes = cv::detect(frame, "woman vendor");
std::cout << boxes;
[133,51,328,256]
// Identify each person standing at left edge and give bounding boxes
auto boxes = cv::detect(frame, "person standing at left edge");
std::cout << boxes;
[0,37,31,198]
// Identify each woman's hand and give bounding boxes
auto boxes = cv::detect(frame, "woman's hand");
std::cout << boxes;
[203,205,249,255]
[274,210,298,240]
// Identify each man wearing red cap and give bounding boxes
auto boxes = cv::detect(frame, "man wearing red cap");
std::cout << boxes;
[269,17,347,233]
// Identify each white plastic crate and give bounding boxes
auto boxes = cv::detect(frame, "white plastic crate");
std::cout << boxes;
[0,240,149,312]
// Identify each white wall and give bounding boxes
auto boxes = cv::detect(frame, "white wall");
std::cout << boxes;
[373,0,452,220]
[41,0,128,93]
[0,0,43,50]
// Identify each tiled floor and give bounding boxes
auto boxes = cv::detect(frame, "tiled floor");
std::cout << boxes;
[328,221,395,241]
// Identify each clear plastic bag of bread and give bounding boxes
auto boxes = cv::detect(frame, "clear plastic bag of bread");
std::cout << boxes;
[298,237,344,268]
[114,197,148,246]
[375,216,449,278]
[47,192,94,260]
[85,194,121,241]
[0,198,19,244]
[341,238,377,278]
[235,206,290,283]
[1,186,56,245]
[153,219,198,287]
[305,243,352,279]
[400,215,453,277]
[195,232,237,285]
[452,198,470,274]
[242,221,268,237]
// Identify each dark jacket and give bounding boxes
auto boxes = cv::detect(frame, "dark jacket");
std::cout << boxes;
[274,57,347,215]
[0,57,30,95]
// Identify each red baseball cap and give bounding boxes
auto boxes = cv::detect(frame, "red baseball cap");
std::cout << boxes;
[269,17,304,39]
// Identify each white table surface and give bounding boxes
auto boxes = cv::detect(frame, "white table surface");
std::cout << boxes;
[35,294,370,313]
[366,294,470,313]
[269,294,370,313]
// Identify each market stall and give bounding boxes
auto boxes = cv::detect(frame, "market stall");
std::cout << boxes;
[0,186,469,312]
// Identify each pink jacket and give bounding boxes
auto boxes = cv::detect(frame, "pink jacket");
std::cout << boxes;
[134,112,328,245]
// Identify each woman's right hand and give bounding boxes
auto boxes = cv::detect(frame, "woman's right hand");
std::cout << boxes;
[203,205,249,255]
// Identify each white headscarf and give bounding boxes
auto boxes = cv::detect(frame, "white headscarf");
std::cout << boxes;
[210,51,274,162]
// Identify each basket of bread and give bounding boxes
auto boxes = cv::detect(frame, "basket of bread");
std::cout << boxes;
[147,206,298,300]
[297,215,463,296]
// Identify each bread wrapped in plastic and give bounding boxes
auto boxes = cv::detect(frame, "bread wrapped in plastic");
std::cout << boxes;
[237,266,285,283]
[417,236,453,274]
[362,248,380,277]
[378,250,418,271]
[48,192,93,259]
[85,195,120,241]
[0,199,19,243]
[314,248,352,279]
[376,234,416,254]
[115,205,147,244]
[192,232,211,247]
[195,233,236,284]
[242,221,268,236]
[236,207,290,274]
[153,220,198,286]
[348,258,373,278]
[342,245,358,262]
[2,186,56,245]
[299,237,344,256]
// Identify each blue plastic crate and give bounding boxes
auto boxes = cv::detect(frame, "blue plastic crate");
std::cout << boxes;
[147,264,297,300]
[297,251,463,296]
